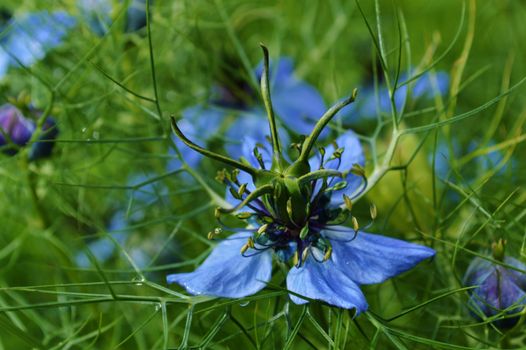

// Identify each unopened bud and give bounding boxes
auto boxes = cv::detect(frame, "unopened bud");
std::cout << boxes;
[492,239,506,261]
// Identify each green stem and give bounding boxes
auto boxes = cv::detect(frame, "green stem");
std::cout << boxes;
[171,117,259,177]
[298,169,343,185]
[260,44,283,171]
[217,184,274,214]
[297,90,357,163]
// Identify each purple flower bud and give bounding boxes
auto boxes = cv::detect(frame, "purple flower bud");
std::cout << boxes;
[0,104,35,155]
[463,255,526,328]
[0,103,58,159]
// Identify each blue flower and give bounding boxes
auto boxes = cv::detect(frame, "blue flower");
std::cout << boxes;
[0,10,75,77]
[167,131,434,312]
[169,57,327,170]
[78,0,147,35]
[168,48,435,312]
[76,172,168,268]
[430,139,517,195]
[0,103,58,159]
[341,69,449,124]
[463,241,526,328]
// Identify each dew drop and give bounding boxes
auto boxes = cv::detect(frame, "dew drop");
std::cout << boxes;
[132,276,145,286]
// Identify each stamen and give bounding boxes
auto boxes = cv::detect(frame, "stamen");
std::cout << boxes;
[370,204,377,220]
[299,225,310,240]
[257,223,269,235]
[352,216,359,232]
[236,212,253,220]
[238,183,248,197]
[343,194,353,211]
[323,244,332,262]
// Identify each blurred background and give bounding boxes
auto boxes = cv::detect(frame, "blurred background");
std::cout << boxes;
[1,0,525,348]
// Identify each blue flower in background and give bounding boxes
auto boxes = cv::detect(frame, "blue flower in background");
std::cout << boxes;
[430,139,516,192]
[168,57,327,170]
[76,173,168,268]
[0,103,58,159]
[341,69,449,124]
[167,131,435,312]
[0,10,75,77]
[463,240,526,328]
[78,0,147,35]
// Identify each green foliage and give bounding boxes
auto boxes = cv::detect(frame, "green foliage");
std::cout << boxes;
[1,0,526,348]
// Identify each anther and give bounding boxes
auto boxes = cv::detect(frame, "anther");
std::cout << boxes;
[299,225,310,240]
[352,216,359,231]
[236,212,253,220]
[229,187,242,200]
[351,163,365,177]
[343,194,353,211]
[323,245,333,262]
[238,183,247,197]
[257,224,269,235]
[370,204,377,220]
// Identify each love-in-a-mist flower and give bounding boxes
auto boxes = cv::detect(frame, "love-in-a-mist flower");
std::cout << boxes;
[463,239,526,328]
[77,0,147,36]
[0,10,75,77]
[166,47,435,313]
[0,103,58,159]
[168,56,326,171]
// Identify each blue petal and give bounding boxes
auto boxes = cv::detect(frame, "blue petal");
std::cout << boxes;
[255,57,326,136]
[2,11,75,68]
[168,106,225,170]
[412,71,449,99]
[505,257,526,290]
[125,0,147,33]
[0,104,35,148]
[0,51,9,78]
[167,232,273,298]
[286,256,368,313]
[468,265,526,327]
[463,257,494,287]
[78,0,112,35]
[324,228,435,285]
[309,130,365,204]
[272,82,327,136]
[255,57,295,86]
[29,117,58,160]
[225,109,291,162]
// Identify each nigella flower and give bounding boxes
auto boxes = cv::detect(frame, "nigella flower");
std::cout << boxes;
[0,103,58,159]
[168,56,326,171]
[78,0,147,36]
[463,240,526,328]
[0,10,75,77]
[341,68,449,125]
[166,47,435,313]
